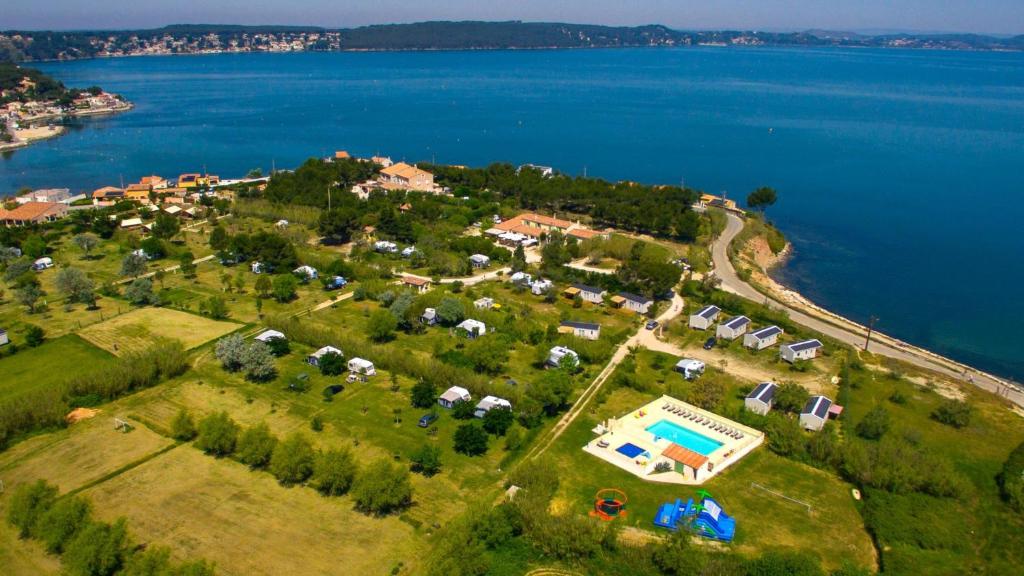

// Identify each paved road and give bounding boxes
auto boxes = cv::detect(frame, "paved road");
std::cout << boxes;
[714,212,1024,407]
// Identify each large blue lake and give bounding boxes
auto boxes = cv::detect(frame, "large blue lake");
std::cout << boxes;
[3,48,1022,381]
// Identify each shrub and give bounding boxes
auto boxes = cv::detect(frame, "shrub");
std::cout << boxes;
[124,278,157,305]
[236,422,277,469]
[855,405,891,440]
[999,440,1024,512]
[263,336,290,357]
[773,382,810,413]
[410,380,437,409]
[269,432,315,485]
[352,459,413,515]
[451,399,477,420]
[170,408,197,441]
[932,399,971,429]
[312,447,358,495]
[24,324,45,347]
[62,518,130,576]
[482,407,514,436]
[454,422,489,456]
[317,351,345,376]
[5,479,57,538]
[242,341,277,381]
[745,549,824,576]
[36,496,92,554]
[368,309,398,342]
[410,444,442,477]
[195,411,239,456]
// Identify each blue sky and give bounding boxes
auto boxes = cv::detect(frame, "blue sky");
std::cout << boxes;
[5,0,1023,34]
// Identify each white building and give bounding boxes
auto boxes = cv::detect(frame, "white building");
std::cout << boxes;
[456,319,487,338]
[744,325,783,350]
[254,329,286,343]
[689,305,721,330]
[546,346,579,368]
[569,283,606,304]
[510,272,532,285]
[474,395,512,418]
[800,395,833,431]
[307,345,343,367]
[374,240,398,253]
[674,358,706,380]
[615,292,654,314]
[474,297,495,310]
[744,382,776,415]
[469,254,491,268]
[421,308,438,326]
[780,339,823,363]
[347,357,376,376]
[438,385,472,409]
[293,265,318,280]
[716,315,751,340]
[560,320,601,340]
[0,329,8,346]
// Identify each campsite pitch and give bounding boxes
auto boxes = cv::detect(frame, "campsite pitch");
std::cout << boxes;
[78,307,241,355]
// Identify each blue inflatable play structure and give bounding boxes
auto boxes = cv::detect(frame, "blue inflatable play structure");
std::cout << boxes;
[653,491,735,542]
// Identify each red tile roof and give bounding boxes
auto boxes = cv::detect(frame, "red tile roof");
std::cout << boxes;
[662,443,709,470]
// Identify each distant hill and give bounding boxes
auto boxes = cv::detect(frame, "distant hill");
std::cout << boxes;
[1,21,1021,62]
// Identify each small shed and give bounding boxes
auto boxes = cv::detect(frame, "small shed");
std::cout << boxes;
[800,395,833,431]
[438,386,472,409]
[616,292,654,314]
[347,357,376,376]
[689,305,721,330]
[716,315,751,340]
[780,339,823,363]
[0,329,8,346]
[559,320,601,341]
[745,382,777,415]
[546,346,579,368]
[744,325,783,350]
[307,345,343,367]
[474,395,512,418]
[474,297,495,310]
[421,308,438,326]
[254,329,286,343]
[456,319,487,339]
[469,254,491,268]
[674,358,706,380]
[401,275,431,293]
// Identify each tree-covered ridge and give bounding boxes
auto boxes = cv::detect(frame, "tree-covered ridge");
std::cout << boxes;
[1,21,1022,62]
[0,62,108,106]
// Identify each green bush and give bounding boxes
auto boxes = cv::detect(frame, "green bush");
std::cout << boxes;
[36,495,92,554]
[932,399,971,429]
[195,411,239,456]
[352,458,413,515]
[312,447,358,496]
[998,440,1024,512]
[454,422,489,456]
[5,479,57,538]
[269,432,315,485]
[236,422,277,469]
[170,408,197,441]
[62,518,130,576]
[410,444,442,477]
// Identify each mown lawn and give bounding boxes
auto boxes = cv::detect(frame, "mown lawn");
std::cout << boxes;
[0,334,115,402]
[77,306,242,355]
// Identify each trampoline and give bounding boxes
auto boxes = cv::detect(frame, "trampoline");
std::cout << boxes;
[591,488,629,521]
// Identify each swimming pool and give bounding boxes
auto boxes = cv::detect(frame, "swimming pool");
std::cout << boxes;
[646,420,723,456]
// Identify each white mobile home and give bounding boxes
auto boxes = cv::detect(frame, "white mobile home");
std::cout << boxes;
[307,345,343,367]
[689,305,721,330]
[530,279,553,295]
[616,292,654,314]
[674,358,706,380]
[32,257,54,271]
[570,283,606,304]
[347,357,376,376]
[474,297,495,310]
[421,308,438,326]
[744,325,783,350]
[745,382,777,415]
[456,319,487,338]
[546,346,579,368]
[474,395,512,418]
[438,386,472,409]
[716,315,751,340]
[780,339,823,363]
[559,320,601,341]
[800,395,833,431]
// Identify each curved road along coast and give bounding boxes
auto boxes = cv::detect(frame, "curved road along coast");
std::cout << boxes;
[714,212,1024,408]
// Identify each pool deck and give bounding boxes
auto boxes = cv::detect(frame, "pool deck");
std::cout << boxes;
[583,394,764,485]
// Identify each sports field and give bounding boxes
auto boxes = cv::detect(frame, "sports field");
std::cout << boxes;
[78,307,241,355]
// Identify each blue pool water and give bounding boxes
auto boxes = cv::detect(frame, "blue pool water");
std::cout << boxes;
[647,420,723,456]
[4,48,1024,382]
[615,442,648,459]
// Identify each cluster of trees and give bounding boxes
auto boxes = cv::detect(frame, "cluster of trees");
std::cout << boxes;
[178,409,412,515]
[0,340,188,450]
[6,480,215,576]
[209,227,299,272]
[214,334,277,381]
[424,162,701,240]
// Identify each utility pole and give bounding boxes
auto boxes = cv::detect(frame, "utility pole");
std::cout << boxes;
[864,315,879,351]
[327,185,331,211]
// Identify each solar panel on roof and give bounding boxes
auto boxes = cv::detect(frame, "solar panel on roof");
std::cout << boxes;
[747,382,775,402]
[753,326,782,338]
[814,397,832,419]
[726,316,750,328]
[789,339,822,352]
[697,305,720,319]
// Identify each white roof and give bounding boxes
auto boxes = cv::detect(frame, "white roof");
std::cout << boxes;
[469,253,490,262]
[310,345,342,359]
[457,319,487,334]
[440,386,471,402]
[163,205,182,215]
[348,357,374,369]
[675,358,705,369]
[255,329,285,342]
[294,265,317,274]
[477,395,512,410]
[120,217,143,228]
[34,257,53,265]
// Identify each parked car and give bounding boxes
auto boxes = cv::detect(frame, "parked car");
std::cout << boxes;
[703,336,717,350]
[645,320,659,330]
[418,413,439,428]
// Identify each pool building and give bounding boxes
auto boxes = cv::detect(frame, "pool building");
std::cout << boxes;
[584,395,764,484]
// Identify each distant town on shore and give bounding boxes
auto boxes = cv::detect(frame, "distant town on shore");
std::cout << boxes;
[1,21,1022,62]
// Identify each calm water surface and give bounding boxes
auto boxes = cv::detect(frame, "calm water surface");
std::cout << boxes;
[3,48,1022,380]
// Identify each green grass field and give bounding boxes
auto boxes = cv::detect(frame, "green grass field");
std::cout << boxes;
[78,307,242,355]
[0,335,115,401]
